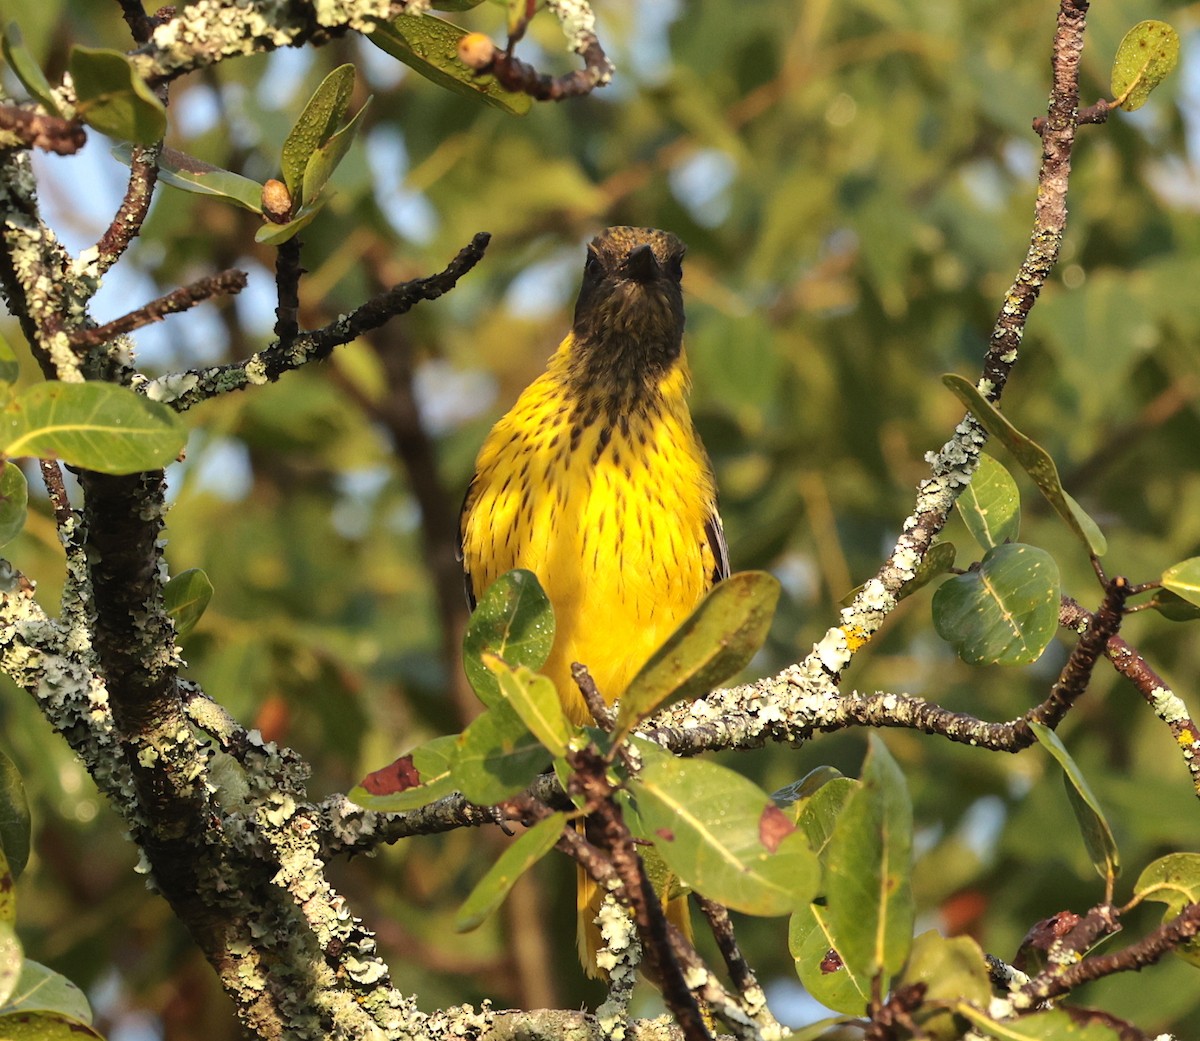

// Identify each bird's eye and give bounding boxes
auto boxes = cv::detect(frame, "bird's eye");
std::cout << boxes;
[666,254,683,280]
[584,251,601,277]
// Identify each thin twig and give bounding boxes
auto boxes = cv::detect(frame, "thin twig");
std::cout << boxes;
[38,460,74,534]
[567,748,710,1041]
[1034,97,1109,135]
[72,269,248,349]
[1018,903,1200,1006]
[95,143,162,277]
[145,233,491,412]
[116,0,155,42]
[273,237,302,346]
[695,896,781,1036]
[572,662,614,730]
[472,0,614,101]
[490,34,613,100]
[1027,576,1128,729]
[0,105,86,155]
[1061,595,1200,798]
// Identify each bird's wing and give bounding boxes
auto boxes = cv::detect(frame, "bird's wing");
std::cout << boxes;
[456,477,479,610]
[705,506,731,585]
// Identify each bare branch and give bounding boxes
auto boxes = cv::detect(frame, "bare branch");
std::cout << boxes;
[273,236,303,346]
[72,268,247,349]
[1017,903,1200,1006]
[144,233,491,412]
[95,143,162,276]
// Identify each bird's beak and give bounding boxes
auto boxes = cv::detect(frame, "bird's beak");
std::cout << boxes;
[624,244,661,283]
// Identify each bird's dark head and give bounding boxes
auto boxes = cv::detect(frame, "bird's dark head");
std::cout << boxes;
[570,227,686,384]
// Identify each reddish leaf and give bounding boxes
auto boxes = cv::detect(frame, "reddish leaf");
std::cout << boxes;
[360,756,421,796]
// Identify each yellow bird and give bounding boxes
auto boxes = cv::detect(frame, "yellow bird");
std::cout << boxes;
[458,226,728,976]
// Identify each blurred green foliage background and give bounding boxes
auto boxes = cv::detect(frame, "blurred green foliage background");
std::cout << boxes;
[3,0,1200,1036]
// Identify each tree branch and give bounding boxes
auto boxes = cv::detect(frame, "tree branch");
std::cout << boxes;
[1017,903,1200,1006]
[795,0,1089,686]
[143,233,491,411]
[72,268,247,348]
[0,104,86,155]
[95,142,162,276]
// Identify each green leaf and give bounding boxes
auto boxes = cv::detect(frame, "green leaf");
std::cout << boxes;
[281,63,355,199]
[0,1010,104,1040]
[612,571,780,743]
[0,749,29,881]
[958,453,1021,549]
[253,204,323,246]
[959,1005,1123,1040]
[484,655,570,757]
[1133,853,1200,967]
[1147,588,1200,622]
[453,700,549,805]
[1,23,61,115]
[112,144,264,213]
[789,901,871,1015]
[900,931,992,1033]
[0,331,21,385]
[300,97,372,207]
[0,922,22,1007]
[2,961,93,1023]
[0,382,186,475]
[367,15,533,115]
[943,374,1107,556]
[67,46,165,144]
[1111,20,1180,112]
[794,776,858,856]
[823,736,914,986]
[164,568,213,639]
[1029,721,1119,885]
[0,464,28,548]
[788,1017,862,1041]
[463,570,555,710]
[455,813,565,931]
[348,734,460,813]
[1161,557,1200,610]
[932,543,1060,666]
[772,766,844,813]
[627,741,819,917]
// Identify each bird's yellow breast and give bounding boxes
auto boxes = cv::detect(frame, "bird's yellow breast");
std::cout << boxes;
[460,341,718,724]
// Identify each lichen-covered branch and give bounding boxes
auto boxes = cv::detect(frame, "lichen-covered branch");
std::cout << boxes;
[795,0,1089,686]
[0,149,93,380]
[128,0,421,86]
[1061,596,1200,797]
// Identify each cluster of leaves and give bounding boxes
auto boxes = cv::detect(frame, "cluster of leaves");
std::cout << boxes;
[351,554,1200,1038]
[354,569,802,918]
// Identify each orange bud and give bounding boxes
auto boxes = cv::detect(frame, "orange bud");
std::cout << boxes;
[457,32,496,71]
[261,179,292,223]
